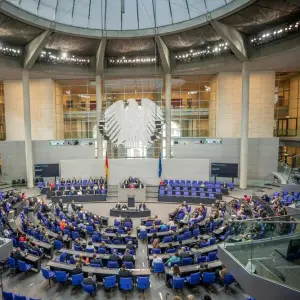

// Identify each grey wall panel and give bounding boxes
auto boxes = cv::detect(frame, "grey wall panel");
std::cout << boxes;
[61,158,210,185]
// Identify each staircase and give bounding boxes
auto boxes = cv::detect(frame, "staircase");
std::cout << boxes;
[146,185,158,202]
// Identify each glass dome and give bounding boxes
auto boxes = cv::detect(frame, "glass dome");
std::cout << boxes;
[3,0,251,37]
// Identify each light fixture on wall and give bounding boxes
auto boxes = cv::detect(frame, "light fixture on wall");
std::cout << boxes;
[0,41,21,58]
[174,42,229,63]
[108,55,157,66]
[250,20,300,47]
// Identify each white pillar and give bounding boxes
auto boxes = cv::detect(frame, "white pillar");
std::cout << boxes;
[22,70,34,188]
[165,73,171,158]
[96,75,103,159]
[240,62,249,189]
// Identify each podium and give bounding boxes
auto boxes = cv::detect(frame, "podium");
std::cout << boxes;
[128,195,135,208]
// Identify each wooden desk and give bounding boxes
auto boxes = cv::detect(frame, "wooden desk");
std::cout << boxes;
[58,248,135,267]
[22,253,41,272]
[148,244,218,267]
[47,261,150,281]
[165,260,222,276]
[147,234,210,255]
[103,232,137,240]
[31,239,54,259]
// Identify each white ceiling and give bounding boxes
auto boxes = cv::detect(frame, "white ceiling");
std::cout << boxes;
[6,0,237,31]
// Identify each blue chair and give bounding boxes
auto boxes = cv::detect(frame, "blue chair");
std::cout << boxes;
[59,252,67,263]
[186,272,201,286]
[55,271,69,291]
[171,277,185,291]
[153,262,165,276]
[74,245,81,251]
[166,248,176,254]
[71,273,84,293]
[202,272,216,285]
[54,240,63,250]
[209,237,216,245]
[163,236,173,243]
[92,235,101,243]
[107,261,119,268]
[119,277,133,296]
[18,260,32,278]
[86,248,95,253]
[82,283,96,296]
[41,267,56,288]
[193,229,199,237]
[72,231,80,240]
[15,295,26,300]
[98,247,106,254]
[182,257,193,266]
[222,273,234,290]
[8,257,17,275]
[137,276,150,296]
[114,220,121,227]
[197,256,207,263]
[103,275,117,298]
[86,226,94,235]
[207,252,217,262]
[123,261,134,269]
[3,291,14,300]
[151,248,161,254]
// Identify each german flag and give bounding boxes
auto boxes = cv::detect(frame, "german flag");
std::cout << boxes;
[105,152,109,179]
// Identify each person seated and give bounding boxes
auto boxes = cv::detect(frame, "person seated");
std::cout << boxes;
[93,184,98,191]
[166,264,181,287]
[115,203,121,210]
[126,240,135,250]
[86,241,95,252]
[166,253,181,267]
[109,249,121,263]
[122,204,128,210]
[112,233,123,244]
[77,190,82,195]
[90,253,103,267]
[139,202,147,211]
[122,249,135,265]
[179,213,190,228]
[124,215,132,224]
[152,238,160,249]
[151,253,163,269]
[61,178,65,184]
[82,272,97,294]
[72,262,83,275]
[215,265,228,283]
[160,222,168,231]
[118,264,133,279]
[70,185,75,192]
[222,182,228,188]
[179,247,191,259]
[12,247,24,262]
[74,238,82,250]
[200,182,206,188]
[165,243,175,253]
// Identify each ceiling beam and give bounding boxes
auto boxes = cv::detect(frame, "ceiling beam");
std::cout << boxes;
[96,38,107,75]
[208,17,248,61]
[155,36,171,73]
[23,30,52,70]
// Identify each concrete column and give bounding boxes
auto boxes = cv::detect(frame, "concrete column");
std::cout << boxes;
[165,73,171,158]
[240,62,250,189]
[22,70,34,188]
[96,75,103,159]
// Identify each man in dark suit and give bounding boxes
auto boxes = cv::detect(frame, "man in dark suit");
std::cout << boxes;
[125,240,135,250]
[12,248,24,262]
[122,249,135,266]
[82,272,97,294]
[109,250,120,263]
[90,253,103,267]
[72,263,83,275]
[179,248,191,259]
[118,264,133,279]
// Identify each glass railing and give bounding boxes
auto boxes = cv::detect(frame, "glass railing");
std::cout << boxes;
[223,215,300,291]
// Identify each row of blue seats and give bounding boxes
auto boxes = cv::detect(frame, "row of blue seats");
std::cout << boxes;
[163,180,234,188]
[160,190,216,198]
[3,291,40,300]
[41,268,150,296]
[153,262,234,289]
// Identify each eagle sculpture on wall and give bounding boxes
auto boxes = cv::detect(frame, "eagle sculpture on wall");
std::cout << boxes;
[99,98,164,148]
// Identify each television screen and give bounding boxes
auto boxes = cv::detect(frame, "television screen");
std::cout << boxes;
[34,164,59,178]
[211,163,239,178]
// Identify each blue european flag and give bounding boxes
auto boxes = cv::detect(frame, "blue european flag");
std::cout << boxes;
[158,152,162,178]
